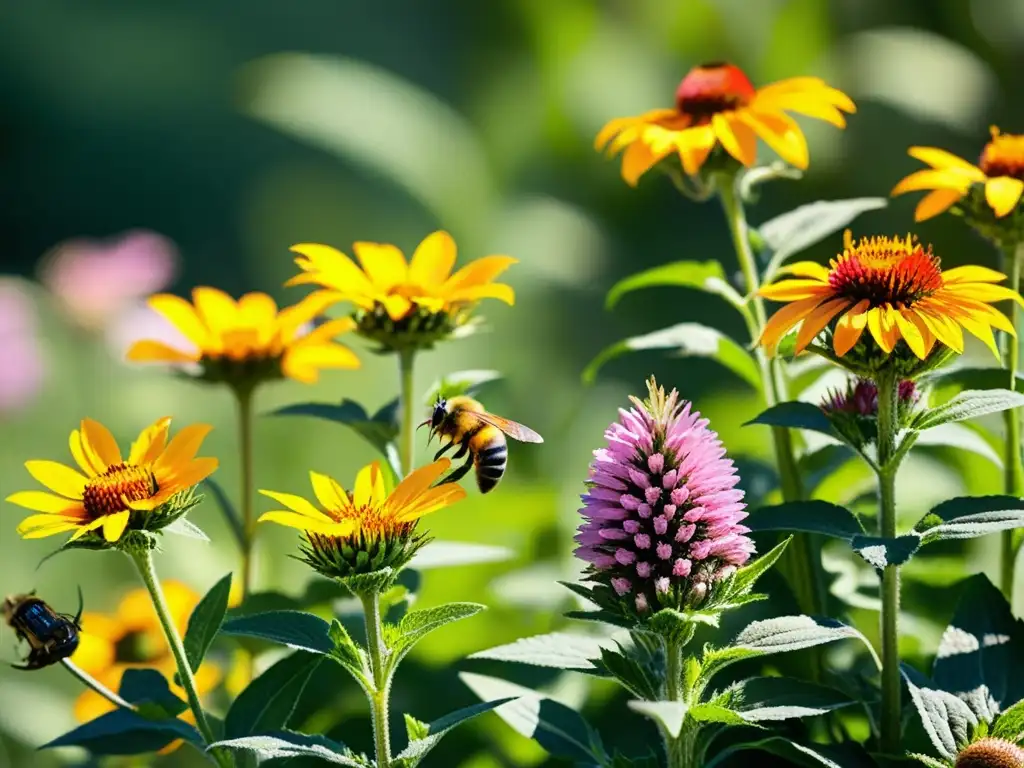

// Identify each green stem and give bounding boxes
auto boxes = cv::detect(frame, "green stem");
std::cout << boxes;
[360,592,392,768]
[1000,242,1024,599]
[664,636,690,768]
[875,371,901,754]
[129,549,231,768]
[716,176,827,621]
[236,386,256,599]
[398,349,417,477]
[61,658,135,710]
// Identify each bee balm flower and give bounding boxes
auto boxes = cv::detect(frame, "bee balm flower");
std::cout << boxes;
[595,62,855,185]
[575,378,753,615]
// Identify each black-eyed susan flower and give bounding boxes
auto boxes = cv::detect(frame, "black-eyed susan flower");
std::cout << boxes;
[892,128,1024,229]
[759,231,1023,365]
[71,580,220,749]
[6,417,217,544]
[287,230,516,352]
[126,287,360,386]
[259,459,466,584]
[595,62,855,186]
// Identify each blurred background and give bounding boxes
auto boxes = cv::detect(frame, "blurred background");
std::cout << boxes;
[2,1,1024,765]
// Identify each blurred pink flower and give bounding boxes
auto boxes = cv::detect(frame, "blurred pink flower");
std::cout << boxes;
[0,280,46,413]
[106,301,199,375]
[39,230,179,330]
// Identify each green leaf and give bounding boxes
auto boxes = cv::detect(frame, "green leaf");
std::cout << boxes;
[696,646,765,690]
[688,703,749,726]
[744,401,840,439]
[209,731,364,766]
[922,366,1024,394]
[582,323,761,390]
[911,389,1024,430]
[720,537,791,597]
[850,533,922,568]
[759,197,888,280]
[202,477,245,549]
[469,632,606,670]
[395,699,515,765]
[328,619,369,685]
[221,610,334,654]
[909,754,952,768]
[118,669,187,719]
[162,516,210,542]
[746,501,865,541]
[902,664,978,760]
[732,615,878,666]
[390,602,485,663]
[268,398,399,464]
[225,651,322,738]
[706,735,858,768]
[993,698,1024,741]
[594,634,663,700]
[459,672,604,762]
[404,714,431,743]
[605,260,744,311]
[407,541,514,569]
[178,573,232,682]
[627,701,687,738]
[915,496,1024,545]
[720,677,854,721]
[42,709,202,755]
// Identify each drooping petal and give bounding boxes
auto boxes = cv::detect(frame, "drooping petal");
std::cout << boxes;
[409,231,458,287]
[81,419,123,469]
[891,168,974,195]
[282,344,361,383]
[382,295,412,321]
[754,91,849,126]
[293,317,357,346]
[866,308,895,353]
[984,176,1024,218]
[759,296,826,348]
[893,310,928,359]
[619,139,670,186]
[448,283,516,306]
[25,460,88,499]
[741,110,809,169]
[443,256,519,293]
[908,147,987,177]
[352,242,409,292]
[914,188,966,221]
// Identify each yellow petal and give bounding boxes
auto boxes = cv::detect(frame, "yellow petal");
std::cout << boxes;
[777,262,831,280]
[890,169,974,196]
[759,280,830,301]
[832,299,870,356]
[387,458,451,514]
[16,513,84,537]
[448,283,516,306]
[755,91,849,127]
[893,310,927,359]
[679,142,714,176]
[409,231,457,287]
[908,147,986,178]
[126,340,199,364]
[155,424,213,471]
[295,318,357,345]
[238,293,279,345]
[353,462,386,509]
[5,491,85,514]
[258,490,335,523]
[620,139,669,186]
[25,460,88,499]
[867,308,895,353]
[81,419,122,469]
[257,511,352,535]
[276,290,340,340]
[163,457,219,489]
[70,625,116,675]
[949,283,1024,307]
[352,242,409,291]
[69,430,104,476]
[942,265,1008,284]
[192,287,239,337]
[102,511,131,542]
[288,244,377,295]
[128,417,172,466]
[382,295,413,321]
[395,484,467,522]
[282,343,361,384]
[985,176,1024,218]
[958,314,1002,359]
[68,517,106,542]
[309,471,350,512]
[712,112,757,167]
[741,110,808,169]
[759,296,825,349]
[915,305,965,353]
[914,188,965,222]
[794,298,849,353]
[443,255,519,293]
[148,294,210,349]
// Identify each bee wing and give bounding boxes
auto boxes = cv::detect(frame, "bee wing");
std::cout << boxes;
[473,411,544,443]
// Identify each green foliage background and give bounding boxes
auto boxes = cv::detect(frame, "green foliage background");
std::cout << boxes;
[1,1,1023,766]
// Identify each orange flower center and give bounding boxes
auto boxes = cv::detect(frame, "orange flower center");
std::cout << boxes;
[675,62,756,125]
[325,500,412,539]
[828,234,943,308]
[82,463,157,519]
[979,129,1024,180]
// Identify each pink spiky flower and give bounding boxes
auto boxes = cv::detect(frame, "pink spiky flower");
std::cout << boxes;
[575,377,754,615]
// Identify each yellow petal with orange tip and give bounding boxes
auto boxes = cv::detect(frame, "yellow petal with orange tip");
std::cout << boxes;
[165,457,219,490]
[353,462,386,509]
[309,471,350,512]
[916,305,965,353]
[409,231,458,287]
[387,458,451,514]
[443,255,519,293]
[867,307,895,354]
[395,483,467,522]
[155,424,213,472]
[904,310,937,357]
[81,418,122,469]
[742,110,809,169]
[102,511,131,542]
[148,294,210,349]
[794,298,849,353]
[352,242,409,291]
[759,296,825,349]
[831,299,870,356]
[679,142,715,177]
[712,113,758,167]
[759,280,831,301]
[908,147,987,177]
[25,460,88,499]
[126,340,198,364]
[984,176,1024,218]
[70,429,104,477]
[258,490,335,523]
[891,169,974,196]
[192,286,239,338]
[128,417,172,466]
[258,510,349,535]
[777,262,831,281]
[5,491,85,515]
[620,139,668,186]
[913,188,965,222]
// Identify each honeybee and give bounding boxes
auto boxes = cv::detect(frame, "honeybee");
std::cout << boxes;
[3,588,82,670]
[423,396,543,493]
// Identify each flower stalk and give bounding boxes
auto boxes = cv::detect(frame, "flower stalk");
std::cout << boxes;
[360,591,393,768]
[128,549,231,768]
[1001,241,1024,599]
[235,385,257,598]
[663,636,692,768]
[874,369,902,755]
[398,349,416,477]
[60,658,135,712]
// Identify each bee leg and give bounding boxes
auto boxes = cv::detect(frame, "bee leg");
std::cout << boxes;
[434,440,457,461]
[451,441,470,460]
[9,661,35,671]
[438,452,474,486]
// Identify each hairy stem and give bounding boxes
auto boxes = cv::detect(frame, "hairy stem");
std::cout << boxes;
[664,636,691,768]
[1000,242,1023,599]
[875,370,902,754]
[398,349,417,477]
[129,550,230,767]
[61,658,135,710]
[235,385,256,599]
[361,592,392,768]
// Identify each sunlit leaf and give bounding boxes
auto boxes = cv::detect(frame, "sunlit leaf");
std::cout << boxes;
[911,389,1024,431]
[395,699,515,765]
[469,632,607,670]
[721,677,854,721]
[744,401,840,439]
[732,615,878,666]
[903,664,978,760]
[922,367,1024,394]
[209,731,363,766]
[605,260,744,311]
[118,669,186,720]
[162,516,210,542]
[915,496,1024,546]
[221,611,334,654]
[627,701,687,737]
[850,533,922,568]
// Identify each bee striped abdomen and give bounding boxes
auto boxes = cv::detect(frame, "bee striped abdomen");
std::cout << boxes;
[472,428,507,493]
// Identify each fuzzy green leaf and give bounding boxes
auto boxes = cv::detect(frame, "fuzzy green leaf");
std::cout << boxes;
[225,651,322,738]
[916,496,1024,546]
[390,602,485,661]
[696,645,765,690]
[583,323,761,390]
[605,260,744,311]
[42,709,202,755]
[733,615,877,664]
[221,610,334,654]
[179,573,232,680]
[912,389,1024,431]
[993,698,1024,741]
[209,732,364,766]
[903,664,978,760]
[721,677,854,721]
[850,533,922,568]
[746,501,865,541]
[396,699,514,765]
[688,703,750,726]
[268,398,400,469]
[627,701,688,738]
[722,537,791,597]
[595,635,663,700]
[469,632,606,670]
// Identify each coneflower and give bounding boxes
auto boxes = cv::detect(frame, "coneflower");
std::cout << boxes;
[575,377,754,615]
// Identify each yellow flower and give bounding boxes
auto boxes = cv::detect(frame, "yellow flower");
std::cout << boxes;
[287,230,516,323]
[6,417,217,543]
[259,459,466,580]
[126,288,360,385]
[892,127,1024,221]
[759,231,1023,360]
[71,581,220,751]
[595,62,856,185]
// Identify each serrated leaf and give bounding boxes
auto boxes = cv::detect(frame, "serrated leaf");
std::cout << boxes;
[759,197,888,280]
[404,714,430,743]
[909,753,952,768]
[162,516,210,542]
[179,573,232,681]
[746,500,865,540]
[225,651,322,738]
[407,541,514,569]
[396,699,514,765]
[328,619,367,683]
[688,703,749,725]
[903,664,978,760]
[221,610,334,654]
[722,677,854,721]
[390,602,485,662]
[582,323,761,390]
[915,496,1024,546]
[850,533,922,568]
[733,615,877,665]
[596,639,663,700]
[744,401,840,439]
[209,732,363,766]
[605,260,744,311]
[696,646,765,690]
[459,672,603,762]
[912,389,1024,430]
[993,698,1024,741]
[627,701,687,738]
[469,632,606,670]
[722,537,790,597]
[923,367,1024,394]
[42,708,202,755]
[118,669,187,719]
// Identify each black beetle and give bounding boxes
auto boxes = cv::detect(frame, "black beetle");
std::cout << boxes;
[2,588,83,670]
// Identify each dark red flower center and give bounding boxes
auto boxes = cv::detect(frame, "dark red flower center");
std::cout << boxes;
[828,235,943,308]
[82,463,157,519]
[979,130,1024,180]
[675,62,756,124]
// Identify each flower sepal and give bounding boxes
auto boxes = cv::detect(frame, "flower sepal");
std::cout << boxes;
[336,567,403,600]
[356,304,480,354]
[960,185,1024,248]
[299,529,429,590]
[815,326,959,382]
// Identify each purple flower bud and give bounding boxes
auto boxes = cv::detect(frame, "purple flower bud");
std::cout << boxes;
[612,577,632,596]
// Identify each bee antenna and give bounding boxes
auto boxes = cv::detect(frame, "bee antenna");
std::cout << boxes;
[416,419,431,431]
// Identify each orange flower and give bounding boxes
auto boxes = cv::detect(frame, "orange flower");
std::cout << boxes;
[595,62,855,185]
[759,231,1023,360]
